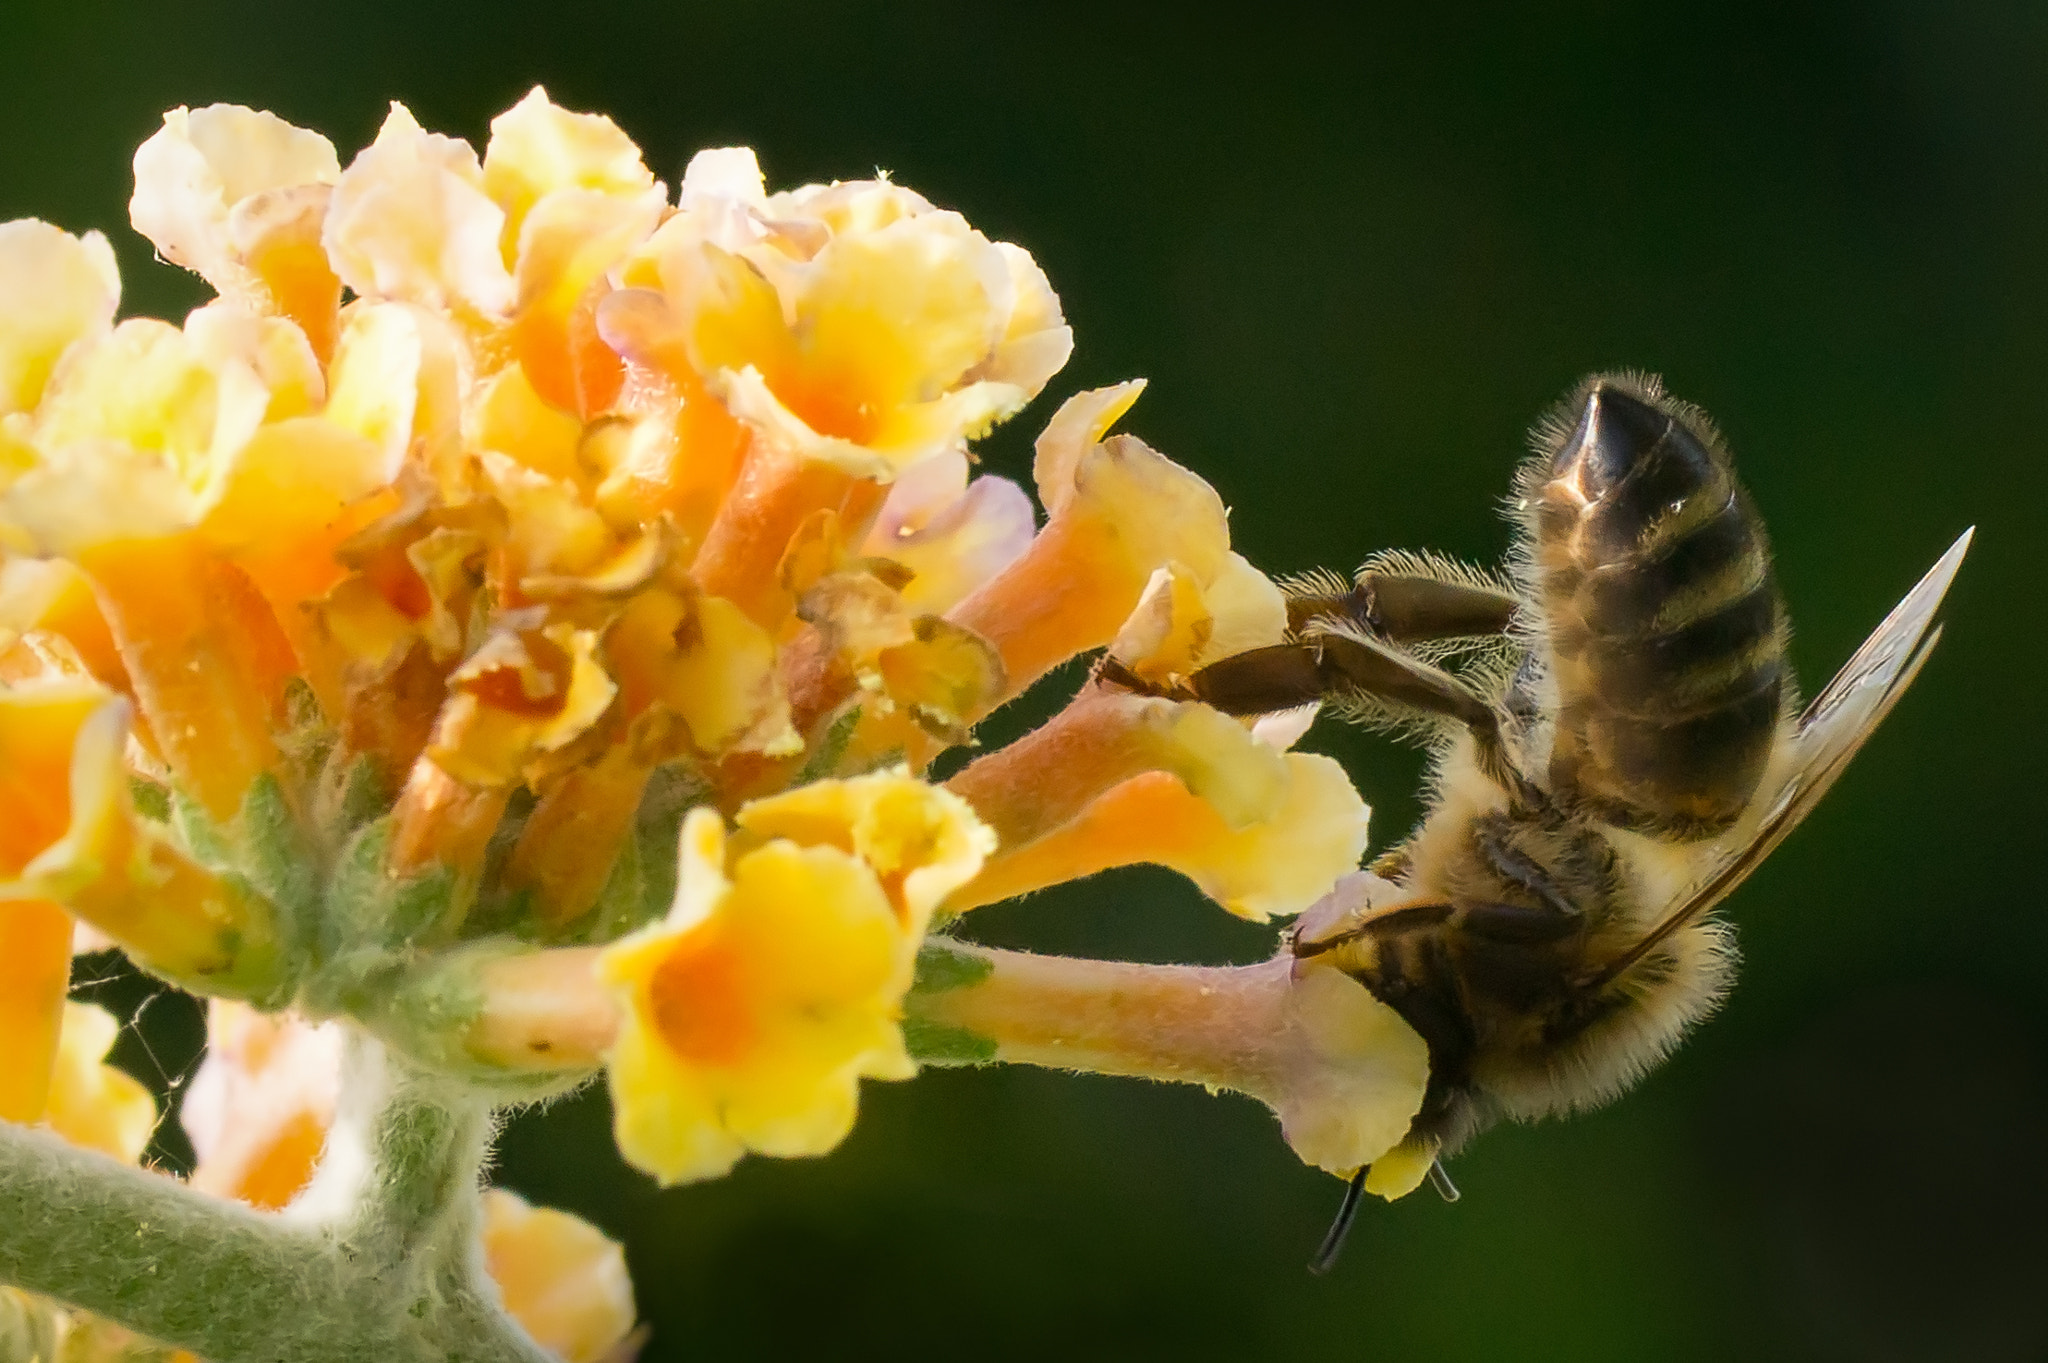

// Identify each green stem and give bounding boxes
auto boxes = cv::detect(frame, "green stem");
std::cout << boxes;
[0,1032,550,1363]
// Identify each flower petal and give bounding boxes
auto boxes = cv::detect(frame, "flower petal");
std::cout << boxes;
[482,87,657,258]
[600,807,922,1184]
[949,752,1368,921]
[735,769,993,928]
[324,104,516,317]
[945,686,1288,853]
[183,1002,344,1209]
[0,220,119,418]
[480,1188,638,1363]
[0,898,72,1123]
[41,1001,156,1164]
[949,430,1232,706]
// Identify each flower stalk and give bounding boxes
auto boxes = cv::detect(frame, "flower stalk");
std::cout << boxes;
[0,1039,551,1363]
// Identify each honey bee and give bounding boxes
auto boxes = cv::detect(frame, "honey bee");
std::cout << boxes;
[1104,373,1970,1268]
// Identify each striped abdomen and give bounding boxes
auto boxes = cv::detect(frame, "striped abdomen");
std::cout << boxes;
[1526,376,1786,837]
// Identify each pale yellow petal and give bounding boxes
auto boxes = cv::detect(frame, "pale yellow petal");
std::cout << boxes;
[129,104,340,282]
[483,86,657,255]
[324,103,516,316]
[0,221,119,417]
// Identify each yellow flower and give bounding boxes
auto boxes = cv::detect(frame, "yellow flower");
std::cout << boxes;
[946,383,1245,707]
[599,775,991,1184]
[41,1001,156,1164]
[479,1189,638,1363]
[128,104,343,359]
[0,897,71,1124]
[626,155,1071,482]
[0,220,119,420]
[324,103,518,320]
[1,91,1409,1203]
[482,87,665,419]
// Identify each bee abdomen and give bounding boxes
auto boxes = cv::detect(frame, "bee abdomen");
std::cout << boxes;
[1529,376,1786,837]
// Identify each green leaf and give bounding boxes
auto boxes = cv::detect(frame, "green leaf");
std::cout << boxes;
[326,819,458,957]
[333,752,390,834]
[170,789,232,870]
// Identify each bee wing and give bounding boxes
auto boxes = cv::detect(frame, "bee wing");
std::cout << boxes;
[1587,528,1972,988]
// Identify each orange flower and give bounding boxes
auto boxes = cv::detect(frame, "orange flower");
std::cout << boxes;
[947,384,1246,707]
[0,680,271,991]
[129,104,343,359]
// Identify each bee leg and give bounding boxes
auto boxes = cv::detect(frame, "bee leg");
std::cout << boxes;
[1286,566,1520,643]
[1426,1160,1462,1203]
[1456,817,1588,949]
[1470,813,1584,922]
[1308,1168,1369,1275]
[1182,642,1330,714]
[1458,901,1584,945]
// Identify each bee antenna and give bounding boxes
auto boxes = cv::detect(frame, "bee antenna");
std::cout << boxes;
[1427,1159,1461,1203]
[1308,1169,1369,1276]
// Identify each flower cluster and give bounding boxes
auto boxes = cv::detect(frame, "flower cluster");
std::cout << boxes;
[0,86,1432,1359]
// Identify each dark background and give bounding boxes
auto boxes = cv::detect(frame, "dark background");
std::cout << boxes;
[8,3,2046,1360]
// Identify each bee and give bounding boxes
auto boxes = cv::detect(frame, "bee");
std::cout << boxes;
[1102,372,1971,1269]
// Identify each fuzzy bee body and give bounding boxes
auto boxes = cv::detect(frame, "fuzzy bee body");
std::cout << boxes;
[1103,373,1970,1188]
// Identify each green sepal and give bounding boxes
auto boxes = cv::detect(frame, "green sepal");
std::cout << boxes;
[326,819,459,958]
[630,762,708,929]
[276,677,336,788]
[127,776,171,824]
[169,789,232,871]
[238,773,317,926]
[793,704,862,786]
[332,752,390,836]
[903,1017,996,1066]
[912,938,995,995]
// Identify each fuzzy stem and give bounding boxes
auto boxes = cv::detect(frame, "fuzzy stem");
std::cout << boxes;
[0,1036,551,1363]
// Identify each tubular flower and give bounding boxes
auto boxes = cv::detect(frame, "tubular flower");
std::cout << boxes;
[598,775,991,1185]
[130,104,344,361]
[947,383,1254,706]
[617,151,1072,483]
[942,553,1367,923]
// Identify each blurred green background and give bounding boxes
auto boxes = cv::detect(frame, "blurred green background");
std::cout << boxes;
[6,2,2045,1360]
